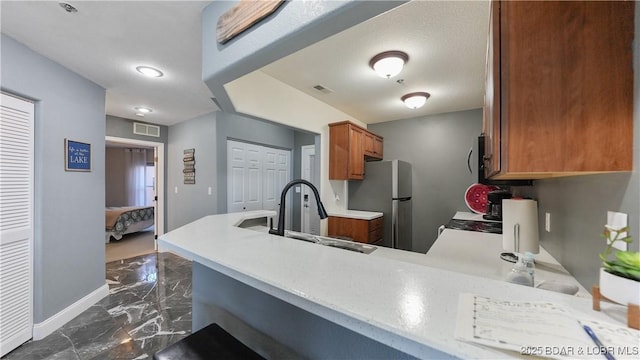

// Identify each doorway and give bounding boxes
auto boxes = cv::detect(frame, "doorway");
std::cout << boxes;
[300,145,319,234]
[105,136,165,256]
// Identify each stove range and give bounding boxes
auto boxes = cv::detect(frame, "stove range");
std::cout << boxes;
[445,219,502,234]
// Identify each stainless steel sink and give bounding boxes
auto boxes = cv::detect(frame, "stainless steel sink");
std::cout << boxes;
[284,230,377,254]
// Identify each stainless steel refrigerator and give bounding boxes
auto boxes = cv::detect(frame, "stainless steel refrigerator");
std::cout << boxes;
[348,160,412,250]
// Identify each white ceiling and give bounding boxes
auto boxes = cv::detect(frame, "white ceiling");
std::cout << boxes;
[1,0,216,126]
[261,0,490,124]
[1,0,490,127]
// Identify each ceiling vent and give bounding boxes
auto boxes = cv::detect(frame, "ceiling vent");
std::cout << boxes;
[312,84,333,94]
[133,122,160,137]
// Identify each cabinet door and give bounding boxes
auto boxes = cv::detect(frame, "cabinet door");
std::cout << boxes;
[483,1,501,177]
[363,131,375,157]
[488,1,633,179]
[373,136,383,159]
[348,126,364,179]
[328,216,382,243]
[364,132,383,161]
[329,123,349,180]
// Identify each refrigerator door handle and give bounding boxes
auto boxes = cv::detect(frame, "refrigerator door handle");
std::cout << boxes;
[392,200,398,249]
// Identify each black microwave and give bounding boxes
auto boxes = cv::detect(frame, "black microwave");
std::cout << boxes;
[476,135,533,186]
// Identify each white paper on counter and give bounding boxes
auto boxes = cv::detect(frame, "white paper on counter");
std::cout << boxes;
[455,293,640,359]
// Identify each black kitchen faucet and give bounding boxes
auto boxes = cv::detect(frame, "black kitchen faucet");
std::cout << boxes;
[269,179,328,236]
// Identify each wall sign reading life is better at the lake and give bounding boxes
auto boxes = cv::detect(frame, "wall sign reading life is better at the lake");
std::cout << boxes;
[65,139,91,172]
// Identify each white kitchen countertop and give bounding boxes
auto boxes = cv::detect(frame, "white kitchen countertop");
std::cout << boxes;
[159,210,628,359]
[326,209,383,220]
[428,211,589,296]
[426,228,590,297]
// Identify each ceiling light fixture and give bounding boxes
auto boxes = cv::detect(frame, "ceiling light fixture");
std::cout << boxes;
[135,113,145,117]
[401,92,430,109]
[135,107,152,114]
[369,51,409,78]
[58,2,78,13]
[136,66,164,78]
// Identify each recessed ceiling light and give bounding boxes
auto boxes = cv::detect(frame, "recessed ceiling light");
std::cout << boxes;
[135,113,145,117]
[59,2,78,13]
[401,92,430,109]
[135,107,152,113]
[136,66,164,78]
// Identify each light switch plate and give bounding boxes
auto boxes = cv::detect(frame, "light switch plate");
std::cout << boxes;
[606,211,628,251]
[545,212,551,232]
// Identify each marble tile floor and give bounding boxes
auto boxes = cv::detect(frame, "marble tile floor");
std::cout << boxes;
[3,252,192,360]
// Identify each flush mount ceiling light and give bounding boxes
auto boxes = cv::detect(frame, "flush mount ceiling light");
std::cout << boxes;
[369,51,409,78]
[135,106,152,114]
[401,92,431,109]
[59,2,78,13]
[136,66,164,78]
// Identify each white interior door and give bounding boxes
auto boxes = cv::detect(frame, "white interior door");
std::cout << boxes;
[262,147,290,212]
[0,93,34,356]
[300,145,319,234]
[227,140,263,212]
[227,140,291,217]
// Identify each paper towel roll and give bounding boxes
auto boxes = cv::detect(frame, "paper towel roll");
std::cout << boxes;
[502,199,540,254]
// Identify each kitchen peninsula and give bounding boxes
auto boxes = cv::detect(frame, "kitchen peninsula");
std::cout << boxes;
[159,211,628,359]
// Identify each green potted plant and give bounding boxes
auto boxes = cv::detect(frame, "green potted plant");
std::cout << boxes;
[598,225,640,306]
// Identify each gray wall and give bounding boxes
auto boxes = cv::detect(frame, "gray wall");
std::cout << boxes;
[532,5,640,291]
[215,112,295,213]
[369,109,483,253]
[1,34,106,322]
[166,111,318,231]
[167,112,218,231]
[106,115,168,144]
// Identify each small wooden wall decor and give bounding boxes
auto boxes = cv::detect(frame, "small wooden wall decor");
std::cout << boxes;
[183,148,195,184]
[217,0,285,44]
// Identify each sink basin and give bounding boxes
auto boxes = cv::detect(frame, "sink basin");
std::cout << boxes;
[284,230,377,254]
[284,230,320,243]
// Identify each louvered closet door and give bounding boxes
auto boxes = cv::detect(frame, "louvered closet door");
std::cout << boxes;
[0,93,34,356]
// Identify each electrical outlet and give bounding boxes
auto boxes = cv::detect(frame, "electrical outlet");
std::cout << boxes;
[174,186,178,194]
[208,187,212,195]
[545,212,551,232]
[606,211,628,251]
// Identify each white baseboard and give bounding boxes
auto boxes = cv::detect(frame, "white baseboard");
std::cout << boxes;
[32,283,109,340]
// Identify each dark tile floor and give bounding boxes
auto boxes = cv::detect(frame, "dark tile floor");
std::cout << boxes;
[3,252,192,360]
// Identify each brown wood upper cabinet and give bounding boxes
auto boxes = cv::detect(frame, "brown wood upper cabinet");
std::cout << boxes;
[484,1,634,180]
[363,131,384,160]
[329,121,383,180]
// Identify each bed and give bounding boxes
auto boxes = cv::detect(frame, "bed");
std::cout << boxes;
[105,206,155,243]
